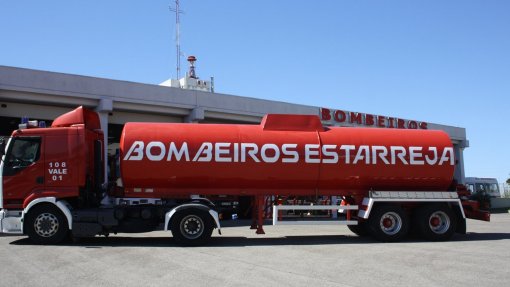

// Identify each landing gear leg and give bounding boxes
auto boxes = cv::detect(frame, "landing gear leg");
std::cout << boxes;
[256,195,265,234]
[249,196,266,234]
[250,196,257,230]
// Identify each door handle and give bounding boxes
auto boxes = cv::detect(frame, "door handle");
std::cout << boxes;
[36,176,44,184]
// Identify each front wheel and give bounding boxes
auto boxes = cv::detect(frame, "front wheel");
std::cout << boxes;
[25,204,69,244]
[170,208,214,246]
[368,205,409,242]
[415,204,457,241]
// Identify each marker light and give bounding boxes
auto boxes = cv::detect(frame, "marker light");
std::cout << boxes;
[28,120,38,127]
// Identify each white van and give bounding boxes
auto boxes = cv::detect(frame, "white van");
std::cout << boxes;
[465,177,501,198]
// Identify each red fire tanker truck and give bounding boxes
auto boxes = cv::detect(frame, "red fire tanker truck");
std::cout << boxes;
[0,107,490,245]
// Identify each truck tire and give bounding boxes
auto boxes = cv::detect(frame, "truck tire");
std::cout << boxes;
[367,205,409,242]
[415,204,457,241]
[25,204,69,245]
[170,208,214,246]
[347,221,369,236]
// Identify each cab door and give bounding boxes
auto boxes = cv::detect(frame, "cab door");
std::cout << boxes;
[2,136,44,209]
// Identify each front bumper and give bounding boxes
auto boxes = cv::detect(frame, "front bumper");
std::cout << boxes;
[0,209,23,234]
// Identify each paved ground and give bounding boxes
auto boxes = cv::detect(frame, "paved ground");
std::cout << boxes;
[1,213,509,287]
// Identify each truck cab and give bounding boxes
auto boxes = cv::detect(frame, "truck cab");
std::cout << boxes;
[1,108,104,209]
[465,177,501,198]
[1,107,220,245]
[0,107,105,235]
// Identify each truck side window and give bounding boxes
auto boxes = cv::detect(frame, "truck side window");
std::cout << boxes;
[476,184,485,193]
[3,137,41,175]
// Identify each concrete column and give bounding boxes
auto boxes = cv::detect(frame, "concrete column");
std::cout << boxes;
[95,98,113,184]
[184,107,204,123]
[454,140,469,185]
[454,146,466,185]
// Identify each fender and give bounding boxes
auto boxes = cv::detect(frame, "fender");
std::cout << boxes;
[23,197,73,232]
[358,194,466,220]
[164,203,221,234]
[22,190,78,208]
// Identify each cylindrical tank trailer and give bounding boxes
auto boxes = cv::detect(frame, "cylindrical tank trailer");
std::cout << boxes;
[120,114,455,198]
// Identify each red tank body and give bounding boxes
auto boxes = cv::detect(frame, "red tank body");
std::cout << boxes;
[120,115,455,198]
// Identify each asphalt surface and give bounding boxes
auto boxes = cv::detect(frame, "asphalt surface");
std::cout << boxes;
[1,213,509,287]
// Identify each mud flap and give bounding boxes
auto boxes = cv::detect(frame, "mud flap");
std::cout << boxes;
[456,217,466,234]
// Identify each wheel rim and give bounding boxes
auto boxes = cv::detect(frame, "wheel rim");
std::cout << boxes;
[34,213,59,238]
[428,211,450,234]
[379,211,402,236]
[180,215,204,240]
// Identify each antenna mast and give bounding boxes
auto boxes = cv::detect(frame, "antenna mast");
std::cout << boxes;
[170,0,183,78]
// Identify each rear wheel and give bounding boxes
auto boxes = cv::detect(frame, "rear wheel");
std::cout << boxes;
[368,205,409,242]
[415,204,457,241]
[170,208,214,246]
[25,204,69,245]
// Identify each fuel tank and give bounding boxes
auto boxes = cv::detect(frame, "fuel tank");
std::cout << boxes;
[120,114,455,197]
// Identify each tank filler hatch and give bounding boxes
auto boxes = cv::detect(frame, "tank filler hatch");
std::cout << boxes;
[261,114,324,132]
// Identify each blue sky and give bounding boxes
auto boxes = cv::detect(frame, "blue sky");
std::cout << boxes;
[1,1,509,184]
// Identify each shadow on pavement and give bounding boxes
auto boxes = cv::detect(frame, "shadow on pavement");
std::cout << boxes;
[450,232,510,242]
[8,232,510,248]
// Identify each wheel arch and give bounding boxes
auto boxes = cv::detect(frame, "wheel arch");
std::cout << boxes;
[164,203,221,233]
[23,197,73,233]
[359,197,465,221]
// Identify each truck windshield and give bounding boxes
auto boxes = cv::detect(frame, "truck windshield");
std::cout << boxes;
[3,137,41,175]
[488,183,499,193]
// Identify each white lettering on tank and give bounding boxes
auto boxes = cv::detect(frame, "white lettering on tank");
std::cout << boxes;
[340,145,355,164]
[425,147,438,165]
[281,144,299,163]
[390,146,408,165]
[241,143,260,162]
[371,146,389,164]
[192,142,212,162]
[122,140,455,167]
[438,147,454,165]
[124,141,144,161]
[233,143,239,162]
[146,141,166,161]
[322,145,338,164]
[167,142,190,161]
[261,144,279,163]
[215,142,232,162]
[305,144,320,163]
[409,146,424,165]
[353,145,370,164]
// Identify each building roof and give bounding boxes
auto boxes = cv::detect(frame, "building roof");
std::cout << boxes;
[0,65,466,144]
